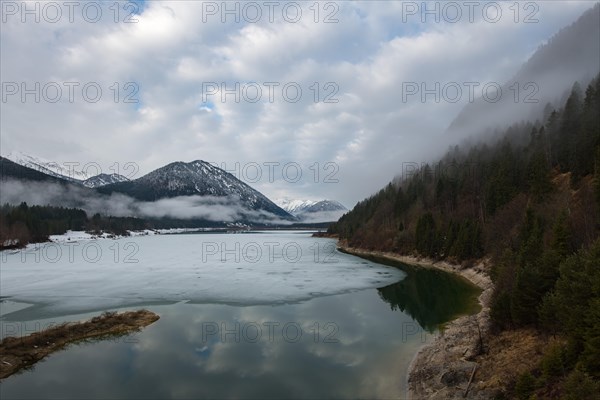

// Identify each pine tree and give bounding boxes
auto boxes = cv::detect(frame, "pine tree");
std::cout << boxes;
[594,146,600,210]
[552,239,600,377]
[558,83,583,177]
[527,149,553,201]
[415,213,437,257]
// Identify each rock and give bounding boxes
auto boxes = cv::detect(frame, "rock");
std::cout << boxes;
[439,361,476,387]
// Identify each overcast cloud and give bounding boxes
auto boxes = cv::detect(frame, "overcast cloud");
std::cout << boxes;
[0,1,596,208]
[0,179,291,223]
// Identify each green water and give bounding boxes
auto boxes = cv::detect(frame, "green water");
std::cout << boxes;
[371,255,482,332]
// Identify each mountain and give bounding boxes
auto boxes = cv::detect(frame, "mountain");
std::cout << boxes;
[302,200,347,214]
[82,173,129,188]
[0,156,72,184]
[6,151,89,182]
[2,155,293,222]
[276,198,347,222]
[297,200,348,223]
[447,3,600,140]
[5,151,129,188]
[98,160,294,220]
[328,10,600,395]
[276,198,319,214]
[329,75,600,400]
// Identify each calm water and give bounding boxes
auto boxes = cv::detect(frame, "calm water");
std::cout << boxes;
[0,232,479,399]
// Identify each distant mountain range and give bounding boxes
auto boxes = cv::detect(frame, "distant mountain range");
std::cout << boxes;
[97,160,292,219]
[1,154,330,223]
[2,152,352,223]
[276,198,347,222]
[83,173,130,188]
[276,198,321,215]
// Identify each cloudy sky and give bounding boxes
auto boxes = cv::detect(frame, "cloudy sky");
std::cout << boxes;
[0,0,596,208]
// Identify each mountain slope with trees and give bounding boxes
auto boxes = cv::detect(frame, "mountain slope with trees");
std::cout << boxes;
[446,3,600,142]
[329,76,600,397]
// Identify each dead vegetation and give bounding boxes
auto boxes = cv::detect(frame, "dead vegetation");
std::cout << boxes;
[0,309,159,379]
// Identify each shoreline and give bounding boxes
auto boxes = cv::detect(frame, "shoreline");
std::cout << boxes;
[336,242,494,399]
[0,309,160,380]
[2,227,326,252]
[0,227,245,252]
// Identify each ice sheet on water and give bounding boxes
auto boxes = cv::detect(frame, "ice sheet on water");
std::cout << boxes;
[0,232,405,315]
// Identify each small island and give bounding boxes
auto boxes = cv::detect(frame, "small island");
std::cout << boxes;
[0,309,159,379]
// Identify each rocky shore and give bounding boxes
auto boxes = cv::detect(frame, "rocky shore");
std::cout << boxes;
[337,243,556,399]
[336,243,497,399]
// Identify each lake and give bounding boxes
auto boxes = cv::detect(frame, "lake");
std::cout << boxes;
[0,231,479,399]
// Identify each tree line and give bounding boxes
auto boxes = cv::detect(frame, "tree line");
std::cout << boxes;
[0,202,150,249]
[329,75,600,396]
[0,201,243,249]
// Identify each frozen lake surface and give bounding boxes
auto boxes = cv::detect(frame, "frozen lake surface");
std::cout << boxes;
[0,232,403,317]
[0,231,479,399]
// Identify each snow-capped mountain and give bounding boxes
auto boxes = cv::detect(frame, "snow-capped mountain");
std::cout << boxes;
[5,151,128,187]
[302,200,347,214]
[6,151,87,182]
[276,198,347,222]
[82,173,129,188]
[0,156,73,184]
[275,198,319,215]
[98,160,294,220]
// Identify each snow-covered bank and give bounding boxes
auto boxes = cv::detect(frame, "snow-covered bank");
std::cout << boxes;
[44,227,229,243]
[48,230,120,242]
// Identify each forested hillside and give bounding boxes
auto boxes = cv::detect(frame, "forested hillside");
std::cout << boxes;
[0,203,150,248]
[329,76,600,397]
[0,203,237,250]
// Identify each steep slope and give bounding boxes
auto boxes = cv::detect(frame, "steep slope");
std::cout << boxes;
[0,157,72,184]
[5,151,129,188]
[82,173,129,188]
[1,156,292,222]
[276,198,348,222]
[447,3,600,140]
[6,151,88,182]
[329,70,600,400]
[297,200,348,222]
[98,160,294,220]
[275,198,318,215]
[302,200,347,214]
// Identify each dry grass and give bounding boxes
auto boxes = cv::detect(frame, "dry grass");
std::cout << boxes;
[475,329,563,393]
[0,309,159,379]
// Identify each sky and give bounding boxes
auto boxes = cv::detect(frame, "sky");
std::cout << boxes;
[0,0,597,208]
